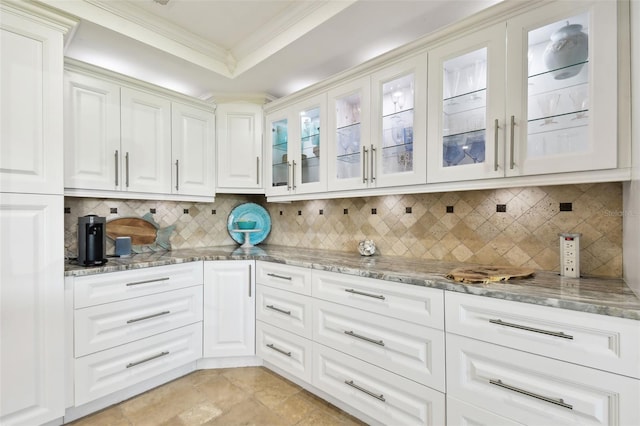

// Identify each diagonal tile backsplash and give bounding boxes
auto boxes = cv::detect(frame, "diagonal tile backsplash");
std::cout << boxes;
[64,182,624,278]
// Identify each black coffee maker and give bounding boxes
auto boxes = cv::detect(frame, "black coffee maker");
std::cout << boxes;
[78,215,107,266]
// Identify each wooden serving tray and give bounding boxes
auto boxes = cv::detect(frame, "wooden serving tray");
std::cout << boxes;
[446,266,535,284]
[106,218,157,245]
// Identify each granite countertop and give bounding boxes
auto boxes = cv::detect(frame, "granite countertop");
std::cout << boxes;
[65,244,640,321]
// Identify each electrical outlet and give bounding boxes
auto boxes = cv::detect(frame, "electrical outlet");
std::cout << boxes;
[559,233,581,278]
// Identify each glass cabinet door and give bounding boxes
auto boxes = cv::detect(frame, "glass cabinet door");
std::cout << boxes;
[291,94,327,194]
[371,55,427,188]
[299,106,320,185]
[327,77,370,191]
[427,24,505,183]
[506,1,617,176]
[271,118,290,189]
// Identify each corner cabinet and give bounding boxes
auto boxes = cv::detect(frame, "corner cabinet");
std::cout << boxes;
[266,94,327,197]
[216,103,263,193]
[427,1,619,183]
[64,61,216,201]
[203,261,255,358]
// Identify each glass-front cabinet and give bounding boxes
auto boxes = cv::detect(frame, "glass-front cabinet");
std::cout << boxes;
[427,24,506,183]
[505,0,617,176]
[428,1,618,183]
[265,94,327,197]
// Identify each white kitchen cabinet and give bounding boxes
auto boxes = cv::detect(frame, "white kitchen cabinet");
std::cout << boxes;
[0,4,71,196]
[266,94,327,197]
[447,333,640,426]
[0,193,65,426]
[203,260,255,358]
[171,101,215,197]
[255,260,313,295]
[216,103,263,193]
[447,396,525,426]
[428,1,619,183]
[64,71,121,191]
[313,343,445,426]
[256,321,313,383]
[256,284,313,338]
[120,87,172,194]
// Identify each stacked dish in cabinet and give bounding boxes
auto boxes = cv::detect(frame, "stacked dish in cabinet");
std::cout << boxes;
[67,263,204,408]
[445,292,640,426]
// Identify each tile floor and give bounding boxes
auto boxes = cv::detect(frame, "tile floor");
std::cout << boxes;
[68,367,366,426]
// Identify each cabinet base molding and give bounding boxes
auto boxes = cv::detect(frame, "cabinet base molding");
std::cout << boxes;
[197,356,262,369]
[64,188,215,203]
[63,362,196,423]
[262,361,380,426]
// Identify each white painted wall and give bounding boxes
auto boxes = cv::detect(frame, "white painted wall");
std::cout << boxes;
[623,0,640,295]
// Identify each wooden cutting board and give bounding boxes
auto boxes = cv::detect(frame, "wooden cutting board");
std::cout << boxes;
[106,218,157,245]
[446,266,535,284]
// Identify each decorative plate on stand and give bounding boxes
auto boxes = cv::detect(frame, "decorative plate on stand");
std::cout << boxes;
[227,203,271,246]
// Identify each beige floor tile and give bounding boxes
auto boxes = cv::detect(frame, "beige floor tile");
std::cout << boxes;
[203,397,285,426]
[69,406,130,426]
[193,374,251,412]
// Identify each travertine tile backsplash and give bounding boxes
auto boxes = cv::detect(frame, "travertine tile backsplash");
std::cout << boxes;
[65,182,623,277]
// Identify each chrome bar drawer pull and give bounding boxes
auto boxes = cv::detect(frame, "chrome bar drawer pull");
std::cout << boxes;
[126,277,171,287]
[126,310,171,324]
[344,330,384,346]
[266,343,291,357]
[489,319,573,340]
[266,304,291,316]
[344,380,386,402]
[126,351,170,368]
[489,379,573,410]
[344,288,385,300]
[266,273,292,281]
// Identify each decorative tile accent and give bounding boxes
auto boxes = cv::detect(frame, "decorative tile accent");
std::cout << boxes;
[63,183,624,278]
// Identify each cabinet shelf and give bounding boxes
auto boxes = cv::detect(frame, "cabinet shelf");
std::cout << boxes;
[336,152,361,164]
[527,110,588,136]
[444,128,486,139]
[529,60,588,81]
[382,107,414,120]
[337,122,361,132]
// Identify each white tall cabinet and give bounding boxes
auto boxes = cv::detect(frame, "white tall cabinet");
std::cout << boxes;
[0,2,75,425]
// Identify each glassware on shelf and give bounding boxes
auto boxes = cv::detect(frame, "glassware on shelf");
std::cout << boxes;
[444,67,461,101]
[443,136,465,167]
[569,86,588,120]
[465,134,485,163]
[537,93,561,126]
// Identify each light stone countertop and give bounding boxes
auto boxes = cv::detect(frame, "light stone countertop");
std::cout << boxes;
[65,244,640,321]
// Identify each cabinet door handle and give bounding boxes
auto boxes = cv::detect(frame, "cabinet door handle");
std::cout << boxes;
[344,380,385,402]
[292,160,296,190]
[175,159,179,191]
[370,144,376,182]
[344,330,384,346]
[362,146,368,183]
[126,351,169,368]
[126,310,171,324]
[287,162,292,191]
[344,288,385,300]
[266,343,291,357]
[267,273,292,281]
[256,157,260,185]
[266,304,291,315]
[248,263,252,297]
[509,115,515,170]
[125,152,130,188]
[114,150,119,186]
[489,319,573,339]
[494,119,499,171]
[126,277,170,287]
[489,379,573,410]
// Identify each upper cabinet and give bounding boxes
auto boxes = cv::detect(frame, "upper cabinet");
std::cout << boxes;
[266,94,327,197]
[64,63,216,201]
[428,1,619,183]
[216,103,263,193]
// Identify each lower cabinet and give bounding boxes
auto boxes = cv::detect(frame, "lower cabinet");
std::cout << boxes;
[446,396,525,426]
[256,321,313,383]
[313,343,445,426]
[203,260,255,358]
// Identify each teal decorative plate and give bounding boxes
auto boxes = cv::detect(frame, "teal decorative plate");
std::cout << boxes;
[227,203,271,246]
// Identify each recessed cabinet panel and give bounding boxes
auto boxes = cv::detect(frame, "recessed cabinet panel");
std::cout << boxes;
[267,111,290,196]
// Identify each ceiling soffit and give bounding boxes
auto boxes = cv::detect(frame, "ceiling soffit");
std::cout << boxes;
[38,0,356,78]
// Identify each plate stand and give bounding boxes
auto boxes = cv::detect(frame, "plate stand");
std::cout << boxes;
[236,229,262,248]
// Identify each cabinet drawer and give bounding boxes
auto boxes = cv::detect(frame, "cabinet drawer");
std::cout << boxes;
[446,334,640,426]
[312,270,444,328]
[74,262,203,308]
[445,292,640,378]
[446,396,524,426]
[74,323,202,406]
[74,285,203,357]
[312,343,445,426]
[257,321,312,383]
[313,299,444,391]
[256,285,312,338]
[255,261,312,295]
